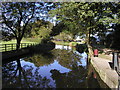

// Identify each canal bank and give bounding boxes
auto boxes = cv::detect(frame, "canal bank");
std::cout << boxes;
[2,42,55,60]
[88,45,119,89]
[90,56,119,89]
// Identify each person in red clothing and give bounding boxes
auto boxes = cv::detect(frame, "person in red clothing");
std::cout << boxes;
[94,49,98,57]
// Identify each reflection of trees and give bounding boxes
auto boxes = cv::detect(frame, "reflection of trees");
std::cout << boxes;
[50,49,101,88]
[24,52,54,67]
[2,59,53,88]
[50,65,102,88]
[87,72,101,88]
[50,49,87,88]
[2,49,89,88]
[52,49,82,69]
[50,68,87,88]
[23,49,83,70]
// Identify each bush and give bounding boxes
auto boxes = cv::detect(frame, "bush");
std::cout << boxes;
[75,44,88,53]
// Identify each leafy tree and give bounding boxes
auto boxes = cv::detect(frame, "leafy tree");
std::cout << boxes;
[49,2,96,44]
[30,20,54,43]
[106,24,120,50]
[50,21,66,36]
[1,2,37,49]
[31,19,68,43]
[54,31,73,42]
[1,30,14,41]
[111,24,120,50]
[1,2,56,49]
[49,2,120,46]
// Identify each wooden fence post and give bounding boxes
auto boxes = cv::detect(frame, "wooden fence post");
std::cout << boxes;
[1,43,37,52]
[11,44,13,50]
[5,44,7,51]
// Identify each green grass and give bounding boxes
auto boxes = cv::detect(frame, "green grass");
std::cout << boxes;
[0,38,39,52]
[52,40,85,46]
[0,39,17,44]
[52,40,70,46]
[23,38,41,43]
[0,38,39,44]
[98,54,112,61]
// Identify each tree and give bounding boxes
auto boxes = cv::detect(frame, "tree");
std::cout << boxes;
[31,20,54,43]
[49,2,120,46]
[1,2,36,49]
[26,19,67,44]
[54,31,73,41]
[1,2,56,50]
[1,30,14,41]
[106,24,120,50]
[50,21,66,36]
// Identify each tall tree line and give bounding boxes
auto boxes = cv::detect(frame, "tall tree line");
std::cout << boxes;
[49,2,120,49]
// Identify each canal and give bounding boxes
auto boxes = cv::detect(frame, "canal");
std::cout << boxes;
[2,45,108,88]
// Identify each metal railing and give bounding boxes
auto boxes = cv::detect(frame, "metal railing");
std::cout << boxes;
[0,43,37,52]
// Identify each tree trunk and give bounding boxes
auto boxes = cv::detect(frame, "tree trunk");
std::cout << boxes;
[85,29,94,56]
[16,60,22,87]
[16,38,21,50]
[85,30,90,46]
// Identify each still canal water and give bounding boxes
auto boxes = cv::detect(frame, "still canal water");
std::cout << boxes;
[2,45,102,88]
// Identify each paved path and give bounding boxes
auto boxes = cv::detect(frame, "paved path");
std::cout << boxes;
[90,56,119,89]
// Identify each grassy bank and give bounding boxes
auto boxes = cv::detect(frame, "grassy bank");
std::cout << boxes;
[98,54,112,61]
[52,40,84,46]
[0,38,39,44]
[0,38,39,52]
[52,40,70,46]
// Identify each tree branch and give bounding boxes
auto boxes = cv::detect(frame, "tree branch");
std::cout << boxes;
[2,14,18,39]
[20,5,35,39]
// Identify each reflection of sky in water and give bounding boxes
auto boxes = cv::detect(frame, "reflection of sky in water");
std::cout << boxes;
[12,45,87,88]
[55,45,72,50]
[20,57,87,87]
[74,51,87,67]
[20,59,72,87]
[55,45,87,67]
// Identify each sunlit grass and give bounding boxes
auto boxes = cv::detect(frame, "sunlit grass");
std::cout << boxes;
[0,38,38,52]
[0,39,37,44]
[98,54,112,61]
[52,40,85,46]
[52,40,70,46]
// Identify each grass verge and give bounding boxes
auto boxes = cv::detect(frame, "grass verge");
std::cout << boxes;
[52,40,70,46]
[98,54,112,61]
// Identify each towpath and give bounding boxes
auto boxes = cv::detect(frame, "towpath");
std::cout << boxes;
[90,56,119,89]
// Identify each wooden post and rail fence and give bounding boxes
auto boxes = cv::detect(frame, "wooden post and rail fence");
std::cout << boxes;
[0,43,37,52]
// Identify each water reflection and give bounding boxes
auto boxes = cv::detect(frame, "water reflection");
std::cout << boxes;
[55,45,72,50]
[50,67,86,88]
[2,59,53,88]
[24,52,55,67]
[2,45,101,88]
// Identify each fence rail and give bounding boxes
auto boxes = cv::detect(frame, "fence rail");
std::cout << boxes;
[0,43,37,52]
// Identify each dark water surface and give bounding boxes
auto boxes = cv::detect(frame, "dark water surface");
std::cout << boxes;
[2,45,102,88]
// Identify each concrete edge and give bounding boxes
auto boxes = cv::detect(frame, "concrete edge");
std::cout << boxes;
[90,59,118,89]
